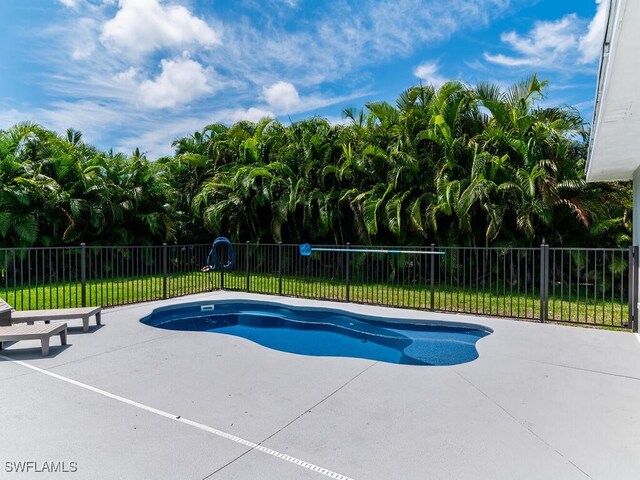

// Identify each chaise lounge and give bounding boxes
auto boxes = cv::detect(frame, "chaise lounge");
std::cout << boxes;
[0,300,68,356]
[0,298,102,332]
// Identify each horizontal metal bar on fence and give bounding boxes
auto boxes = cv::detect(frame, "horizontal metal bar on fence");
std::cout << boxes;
[0,243,635,331]
[304,247,445,255]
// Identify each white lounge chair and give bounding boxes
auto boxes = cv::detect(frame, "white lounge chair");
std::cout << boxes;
[0,298,101,332]
[0,299,10,326]
[0,322,67,356]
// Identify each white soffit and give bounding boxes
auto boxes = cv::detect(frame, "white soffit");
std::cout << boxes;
[587,0,640,182]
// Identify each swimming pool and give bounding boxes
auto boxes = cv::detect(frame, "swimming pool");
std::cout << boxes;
[141,301,492,366]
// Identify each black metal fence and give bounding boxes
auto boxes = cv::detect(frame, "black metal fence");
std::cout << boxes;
[0,242,637,331]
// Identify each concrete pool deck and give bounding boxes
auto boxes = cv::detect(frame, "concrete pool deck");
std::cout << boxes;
[1,292,639,479]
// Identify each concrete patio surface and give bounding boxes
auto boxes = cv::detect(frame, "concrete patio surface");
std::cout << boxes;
[1,292,639,479]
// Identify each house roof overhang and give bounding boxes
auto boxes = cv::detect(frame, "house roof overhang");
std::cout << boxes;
[586,0,640,182]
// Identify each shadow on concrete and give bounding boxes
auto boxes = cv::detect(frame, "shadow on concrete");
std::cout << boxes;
[67,324,104,335]
[0,342,72,360]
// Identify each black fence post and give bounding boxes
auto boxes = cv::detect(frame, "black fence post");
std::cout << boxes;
[628,246,638,331]
[162,243,168,299]
[540,240,549,322]
[539,241,543,322]
[345,243,350,302]
[278,242,283,296]
[634,246,639,332]
[245,241,250,292]
[430,243,435,311]
[80,243,87,307]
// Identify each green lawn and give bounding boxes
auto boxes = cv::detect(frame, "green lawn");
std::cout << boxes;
[1,270,630,329]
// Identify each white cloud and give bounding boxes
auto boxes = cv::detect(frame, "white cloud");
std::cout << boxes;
[24,0,530,159]
[39,101,125,134]
[484,14,581,68]
[579,0,608,64]
[57,0,80,8]
[212,0,518,88]
[138,56,214,109]
[254,82,369,116]
[483,1,607,70]
[71,44,95,60]
[262,81,301,112]
[0,109,26,130]
[114,67,138,83]
[229,107,274,123]
[413,62,447,88]
[324,115,351,126]
[101,0,220,57]
[2,101,217,158]
[0,101,131,150]
[69,17,99,60]
[115,115,215,157]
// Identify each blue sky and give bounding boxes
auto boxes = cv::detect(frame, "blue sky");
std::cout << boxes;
[0,0,606,158]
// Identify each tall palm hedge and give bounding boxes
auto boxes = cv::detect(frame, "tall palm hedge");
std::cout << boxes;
[0,76,631,248]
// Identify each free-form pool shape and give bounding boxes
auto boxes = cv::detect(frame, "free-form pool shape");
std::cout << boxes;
[141,301,492,366]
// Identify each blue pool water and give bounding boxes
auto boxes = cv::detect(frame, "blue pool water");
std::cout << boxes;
[140,301,492,366]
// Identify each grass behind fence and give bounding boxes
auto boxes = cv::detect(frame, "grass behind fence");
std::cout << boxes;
[1,270,629,328]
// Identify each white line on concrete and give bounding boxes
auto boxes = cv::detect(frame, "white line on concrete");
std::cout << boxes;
[0,354,355,480]
[635,332,640,346]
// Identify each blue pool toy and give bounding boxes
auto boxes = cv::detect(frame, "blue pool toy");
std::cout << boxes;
[299,243,313,256]
[202,237,235,272]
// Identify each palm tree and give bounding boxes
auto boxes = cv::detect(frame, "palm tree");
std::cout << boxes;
[0,75,631,248]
